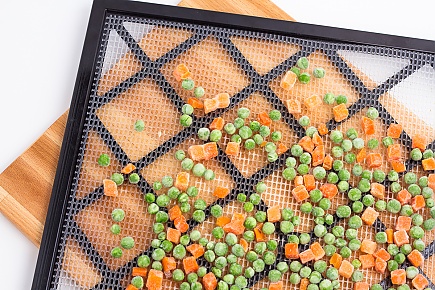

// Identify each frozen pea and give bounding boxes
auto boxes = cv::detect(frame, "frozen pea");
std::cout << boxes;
[411,148,423,161]
[324,245,336,256]
[259,125,270,137]
[300,152,312,164]
[98,153,110,167]
[197,128,210,141]
[313,67,326,78]
[367,138,379,149]
[375,232,387,244]
[313,166,327,180]
[224,123,236,135]
[112,208,125,222]
[297,57,309,69]
[366,107,379,119]
[327,172,339,184]
[237,107,250,119]
[336,205,351,218]
[182,79,195,90]
[180,114,193,127]
[194,86,205,98]
[323,93,336,105]
[192,163,206,177]
[331,146,343,158]
[210,129,222,142]
[373,169,386,182]
[310,189,323,203]
[297,164,310,175]
[239,126,253,139]
[110,224,121,235]
[306,126,318,137]
[346,128,358,140]
[269,109,282,121]
[352,138,364,150]
[375,200,387,211]
[352,201,364,213]
[362,194,375,207]
[330,130,343,144]
[299,116,310,127]
[340,246,351,258]
[348,215,363,229]
[344,153,356,164]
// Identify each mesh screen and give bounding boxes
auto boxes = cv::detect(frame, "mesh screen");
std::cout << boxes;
[49,13,435,290]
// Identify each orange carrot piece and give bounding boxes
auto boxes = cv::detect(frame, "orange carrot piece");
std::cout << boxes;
[188,145,206,161]
[132,267,148,277]
[386,229,394,244]
[360,239,377,254]
[397,189,412,205]
[126,284,138,290]
[412,134,427,151]
[280,70,298,90]
[203,272,218,290]
[366,153,382,169]
[216,216,231,227]
[258,112,272,126]
[370,183,385,199]
[267,206,282,222]
[209,117,225,131]
[285,243,299,259]
[168,205,182,221]
[213,186,230,199]
[276,143,288,155]
[318,123,329,135]
[330,253,342,269]
[422,158,435,171]
[411,195,426,211]
[254,224,267,242]
[359,254,375,269]
[312,145,325,166]
[375,258,387,274]
[225,142,240,156]
[187,97,204,109]
[373,248,390,262]
[173,64,190,81]
[146,269,163,290]
[299,249,315,264]
[312,132,323,146]
[162,256,177,273]
[429,174,435,191]
[174,215,189,233]
[298,136,315,153]
[393,230,409,247]
[203,98,219,114]
[303,174,316,191]
[121,163,136,174]
[175,172,190,192]
[407,249,424,267]
[356,147,367,163]
[216,93,230,109]
[387,144,401,161]
[332,103,349,122]
[361,116,375,135]
[391,269,406,285]
[310,242,325,261]
[186,244,205,259]
[319,183,338,199]
[103,179,118,197]
[223,213,246,235]
[396,216,412,231]
[291,185,310,202]
[391,160,406,173]
[387,123,403,139]
[300,278,309,290]
[294,176,304,186]
[338,260,354,278]
[240,238,249,252]
[203,142,218,160]
[322,154,333,170]
[354,282,369,290]
[412,274,429,290]
[269,281,283,290]
[286,99,301,114]
[183,256,199,274]
[361,207,379,226]
[166,227,181,244]
[304,95,322,111]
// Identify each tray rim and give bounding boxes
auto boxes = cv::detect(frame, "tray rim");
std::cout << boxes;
[32,0,435,289]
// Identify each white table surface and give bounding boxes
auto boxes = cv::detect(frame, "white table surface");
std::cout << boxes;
[1,0,434,289]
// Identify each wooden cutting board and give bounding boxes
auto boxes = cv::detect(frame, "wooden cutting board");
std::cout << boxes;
[0,0,294,247]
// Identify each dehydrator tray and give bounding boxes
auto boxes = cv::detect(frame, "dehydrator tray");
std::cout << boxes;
[33,0,435,289]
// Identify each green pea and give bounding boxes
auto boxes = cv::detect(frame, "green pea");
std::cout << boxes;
[394,253,406,264]
[280,220,294,234]
[290,272,301,284]
[346,128,358,140]
[371,285,382,290]
[237,107,250,119]
[323,92,335,105]
[276,261,289,274]
[336,95,347,105]
[110,173,124,186]
[362,194,375,207]
[325,214,334,225]
[344,153,356,164]
[352,259,362,269]
[340,246,351,258]
[411,148,423,161]
[173,268,185,281]
[406,266,419,279]
[351,201,363,213]
[300,266,312,278]
[267,152,279,163]
[358,179,371,193]
[259,125,270,137]
[309,271,322,285]
[404,172,417,184]
[388,260,399,271]
[391,182,402,193]
[269,109,282,121]
[291,144,303,157]
[332,226,344,237]
[297,164,310,175]
[352,138,364,150]
[306,126,318,137]
[326,267,339,280]
[182,79,194,90]
[300,202,312,214]
[197,127,210,141]
[314,224,327,237]
[111,247,123,258]
[288,234,299,244]
[210,130,222,142]
[336,205,351,218]
[292,215,300,226]
[255,211,267,223]
[423,218,435,231]
[194,86,205,98]
[98,153,110,167]
[366,107,379,119]
[348,215,363,229]
[367,138,379,150]
[348,238,361,251]
[180,114,193,127]
[297,57,309,69]
[111,208,125,222]
[351,270,364,282]
[324,245,336,256]
[173,244,186,260]
[239,126,253,140]
[387,199,401,214]
[299,115,310,127]
[229,263,243,276]
[299,233,311,244]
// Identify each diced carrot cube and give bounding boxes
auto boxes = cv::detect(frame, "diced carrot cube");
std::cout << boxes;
[391,269,406,285]
[173,64,190,81]
[186,244,205,259]
[387,144,401,161]
[174,215,189,233]
[359,254,375,269]
[175,172,190,191]
[254,223,267,242]
[354,282,369,290]
[258,112,272,126]
[188,97,204,109]
[397,189,412,205]
[396,216,412,231]
[121,163,136,174]
[330,253,342,269]
[310,242,325,260]
[386,228,394,244]
[304,95,322,111]
[223,213,246,235]
[162,256,177,272]
[318,123,329,135]
[370,183,385,199]
[303,174,316,191]
[225,142,240,156]
[356,147,366,163]
[373,248,390,262]
[361,116,375,135]
[276,143,288,155]
[412,274,429,290]
[298,136,315,153]
[209,117,225,131]
[291,185,310,202]
[216,216,231,227]
[312,133,323,146]
[103,179,118,197]
[203,142,218,160]
[361,206,379,226]
[338,260,354,278]
[422,158,435,171]
[188,145,206,161]
[267,206,281,222]
[132,267,148,277]
[299,249,315,264]
[412,134,427,151]
[393,230,409,247]
[216,93,230,109]
[360,239,377,254]
[322,154,333,170]
[203,98,219,114]
[407,249,424,267]
[203,272,217,290]
[391,160,406,173]
[240,238,249,252]
[366,153,382,169]
[146,269,163,290]
[387,123,403,139]
[286,99,301,114]
[411,195,426,211]
[312,145,325,166]
[319,183,338,199]
[429,174,435,191]
[269,281,283,290]
[300,278,309,290]
[127,284,138,290]
[213,186,230,198]
[183,256,199,274]
[285,243,299,259]
[166,227,181,244]
[294,176,303,186]
[375,257,387,274]
[333,103,349,122]
[280,70,298,90]
[168,205,182,221]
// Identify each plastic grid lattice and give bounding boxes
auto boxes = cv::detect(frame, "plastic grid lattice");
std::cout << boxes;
[49,13,435,290]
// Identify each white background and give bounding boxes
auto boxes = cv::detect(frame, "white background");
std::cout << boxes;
[0,0,434,289]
